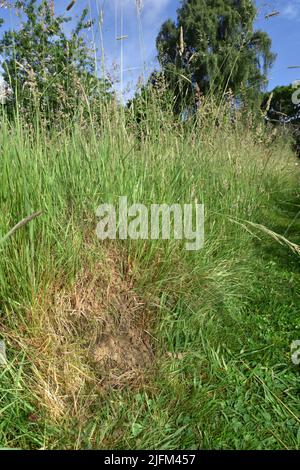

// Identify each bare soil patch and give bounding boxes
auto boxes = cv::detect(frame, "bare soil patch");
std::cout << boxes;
[5,246,155,419]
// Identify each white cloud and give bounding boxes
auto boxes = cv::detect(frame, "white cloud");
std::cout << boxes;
[92,0,174,100]
[142,0,172,24]
[282,2,300,20]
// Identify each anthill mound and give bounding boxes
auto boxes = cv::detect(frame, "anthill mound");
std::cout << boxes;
[6,246,155,419]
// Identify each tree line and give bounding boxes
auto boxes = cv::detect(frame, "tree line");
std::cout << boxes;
[0,0,298,152]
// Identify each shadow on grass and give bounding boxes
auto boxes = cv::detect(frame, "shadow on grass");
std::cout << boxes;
[256,193,300,274]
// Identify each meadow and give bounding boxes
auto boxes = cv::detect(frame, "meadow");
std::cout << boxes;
[0,97,299,449]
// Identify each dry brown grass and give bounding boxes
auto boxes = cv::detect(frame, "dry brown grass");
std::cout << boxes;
[3,245,155,422]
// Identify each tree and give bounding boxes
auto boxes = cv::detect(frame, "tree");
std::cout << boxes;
[156,0,276,110]
[0,0,111,123]
[262,84,300,156]
[262,84,300,123]
[127,71,174,141]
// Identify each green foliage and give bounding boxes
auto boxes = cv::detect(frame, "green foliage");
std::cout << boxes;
[156,0,276,110]
[127,71,176,140]
[0,1,299,452]
[0,0,111,124]
[263,84,300,123]
[263,84,300,156]
[0,98,299,448]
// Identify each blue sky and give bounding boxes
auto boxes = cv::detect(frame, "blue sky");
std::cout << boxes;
[0,1,300,99]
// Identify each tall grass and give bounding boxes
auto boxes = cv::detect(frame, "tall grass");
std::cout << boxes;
[0,95,299,449]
